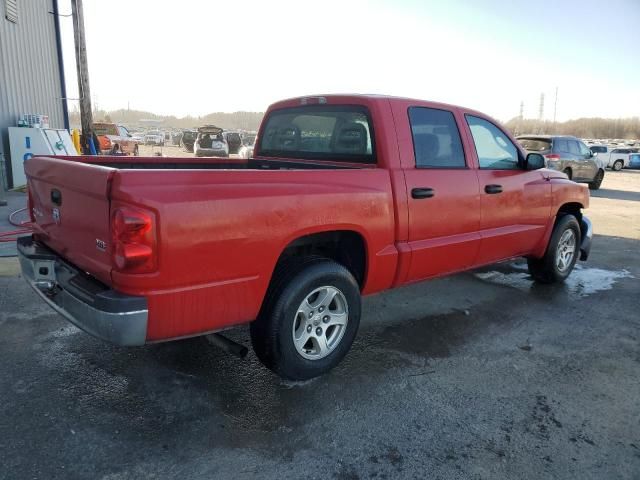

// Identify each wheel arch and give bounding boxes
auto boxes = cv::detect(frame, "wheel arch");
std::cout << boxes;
[272,229,368,290]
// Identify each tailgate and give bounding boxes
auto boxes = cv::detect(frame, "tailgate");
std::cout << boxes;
[26,156,115,285]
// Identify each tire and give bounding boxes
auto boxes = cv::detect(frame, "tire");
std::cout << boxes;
[563,168,572,180]
[527,215,581,284]
[133,145,139,156]
[110,144,120,155]
[250,257,361,380]
[612,160,623,171]
[588,169,604,190]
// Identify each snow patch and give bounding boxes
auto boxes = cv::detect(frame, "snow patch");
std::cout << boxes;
[475,264,633,297]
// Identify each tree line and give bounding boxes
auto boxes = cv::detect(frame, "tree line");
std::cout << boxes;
[505,117,640,139]
[69,109,265,131]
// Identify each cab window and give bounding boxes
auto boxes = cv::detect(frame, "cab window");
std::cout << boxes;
[466,115,519,170]
[408,107,465,168]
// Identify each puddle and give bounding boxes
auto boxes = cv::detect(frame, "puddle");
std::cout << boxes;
[475,264,634,297]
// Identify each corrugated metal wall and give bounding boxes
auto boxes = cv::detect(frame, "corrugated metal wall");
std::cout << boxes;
[0,0,64,186]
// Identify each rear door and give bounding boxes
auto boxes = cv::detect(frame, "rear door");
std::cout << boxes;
[26,157,114,285]
[577,140,598,180]
[391,101,481,282]
[463,114,552,264]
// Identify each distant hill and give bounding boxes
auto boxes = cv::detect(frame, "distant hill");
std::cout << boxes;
[70,109,264,131]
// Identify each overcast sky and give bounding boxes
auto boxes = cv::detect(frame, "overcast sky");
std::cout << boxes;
[59,0,640,121]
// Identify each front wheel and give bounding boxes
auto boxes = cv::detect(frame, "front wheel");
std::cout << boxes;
[588,169,604,190]
[528,215,581,284]
[250,258,361,380]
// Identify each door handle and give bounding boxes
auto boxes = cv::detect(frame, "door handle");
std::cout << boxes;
[411,187,435,199]
[484,184,503,194]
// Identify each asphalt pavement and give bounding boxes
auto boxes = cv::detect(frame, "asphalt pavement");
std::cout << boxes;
[0,170,638,480]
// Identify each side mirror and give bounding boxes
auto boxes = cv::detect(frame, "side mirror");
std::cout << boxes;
[591,151,597,157]
[526,153,545,170]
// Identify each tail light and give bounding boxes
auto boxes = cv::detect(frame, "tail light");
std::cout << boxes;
[111,206,157,273]
[544,154,560,161]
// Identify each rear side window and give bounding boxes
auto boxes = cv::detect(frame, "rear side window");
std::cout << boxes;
[518,138,551,152]
[568,141,581,155]
[258,105,374,163]
[590,145,608,153]
[408,107,465,168]
[466,115,519,170]
[554,139,570,153]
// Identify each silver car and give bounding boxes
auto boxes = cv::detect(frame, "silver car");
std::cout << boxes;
[517,135,605,190]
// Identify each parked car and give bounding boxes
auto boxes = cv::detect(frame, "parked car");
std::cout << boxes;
[144,130,165,146]
[180,129,197,152]
[237,133,256,159]
[628,153,640,169]
[93,122,139,155]
[18,94,592,381]
[606,148,638,171]
[171,131,183,146]
[130,132,145,144]
[223,131,243,155]
[517,135,605,189]
[194,125,228,157]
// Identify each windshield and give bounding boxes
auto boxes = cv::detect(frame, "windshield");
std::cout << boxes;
[258,105,375,163]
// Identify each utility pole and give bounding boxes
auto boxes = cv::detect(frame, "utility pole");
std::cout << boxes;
[71,0,94,154]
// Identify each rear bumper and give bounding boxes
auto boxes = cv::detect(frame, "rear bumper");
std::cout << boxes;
[579,216,592,261]
[17,236,148,346]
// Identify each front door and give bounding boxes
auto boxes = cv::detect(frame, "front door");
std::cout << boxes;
[392,102,481,282]
[464,114,552,265]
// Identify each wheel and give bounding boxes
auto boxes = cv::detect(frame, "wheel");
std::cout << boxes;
[563,168,572,180]
[588,169,604,190]
[110,144,121,155]
[527,215,581,284]
[250,257,361,380]
[612,160,623,171]
[133,145,139,156]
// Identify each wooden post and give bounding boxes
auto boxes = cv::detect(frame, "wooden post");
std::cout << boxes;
[71,0,94,154]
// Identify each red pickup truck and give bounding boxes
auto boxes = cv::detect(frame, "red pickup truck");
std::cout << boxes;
[19,94,592,380]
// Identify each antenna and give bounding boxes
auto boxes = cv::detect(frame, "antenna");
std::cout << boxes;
[553,87,558,124]
[538,93,545,121]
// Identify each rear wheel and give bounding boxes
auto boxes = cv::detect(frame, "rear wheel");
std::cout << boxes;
[563,168,572,180]
[588,169,604,190]
[612,160,624,171]
[528,215,581,284]
[250,257,361,380]
[133,144,139,156]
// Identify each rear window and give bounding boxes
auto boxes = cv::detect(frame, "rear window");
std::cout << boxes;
[518,138,551,152]
[258,105,374,163]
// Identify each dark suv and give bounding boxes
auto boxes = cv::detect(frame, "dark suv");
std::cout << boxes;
[517,135,605,190]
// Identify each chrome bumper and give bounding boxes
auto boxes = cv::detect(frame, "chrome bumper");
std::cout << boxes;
[17,236,148,346]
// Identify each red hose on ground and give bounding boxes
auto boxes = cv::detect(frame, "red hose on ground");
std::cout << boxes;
[1,207,33,242]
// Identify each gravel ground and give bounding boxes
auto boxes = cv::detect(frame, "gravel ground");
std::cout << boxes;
[0,169,638,480]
